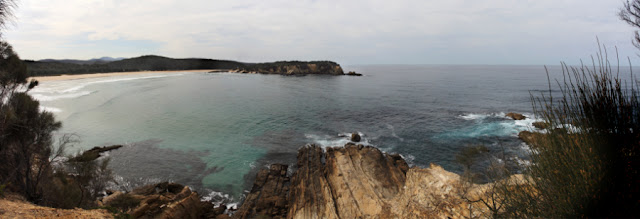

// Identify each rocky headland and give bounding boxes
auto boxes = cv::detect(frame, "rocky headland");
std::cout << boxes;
[225,61,347,76]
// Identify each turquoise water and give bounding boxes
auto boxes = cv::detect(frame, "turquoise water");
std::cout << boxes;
[31,65,627,204]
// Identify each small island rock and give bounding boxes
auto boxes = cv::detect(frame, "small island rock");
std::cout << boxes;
[506,112,526,120]
[351,132,361,142]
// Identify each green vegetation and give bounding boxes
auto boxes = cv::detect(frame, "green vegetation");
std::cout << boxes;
[0,1,117,210]
[496,45,640,217]
[25,55,246,76]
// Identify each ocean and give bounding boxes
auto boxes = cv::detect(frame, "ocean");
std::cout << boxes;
[29,64,625,205]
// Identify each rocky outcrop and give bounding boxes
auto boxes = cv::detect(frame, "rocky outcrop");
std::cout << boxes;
[346,71,363,76]
[505,112,526,120]
[234,164,290,218]
[69,145,123,162]
[101,182,227,219]
[230,61,345,75]
[235,143,508,218]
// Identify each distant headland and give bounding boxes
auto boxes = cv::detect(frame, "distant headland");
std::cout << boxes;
[24,55,362,77]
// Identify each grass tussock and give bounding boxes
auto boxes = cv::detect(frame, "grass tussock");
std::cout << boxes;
[501,44,640,218]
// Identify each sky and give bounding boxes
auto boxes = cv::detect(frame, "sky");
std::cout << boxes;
[3,0,640,65]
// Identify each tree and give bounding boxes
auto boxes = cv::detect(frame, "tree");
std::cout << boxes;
[0,0,67,203]
[620,0,640,50]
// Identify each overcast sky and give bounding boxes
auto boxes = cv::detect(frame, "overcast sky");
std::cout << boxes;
[3,0,639,65]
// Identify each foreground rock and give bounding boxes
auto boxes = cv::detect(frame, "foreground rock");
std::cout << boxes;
[235,143,513,218]
[505,112,526,120]
[101,182,227,219]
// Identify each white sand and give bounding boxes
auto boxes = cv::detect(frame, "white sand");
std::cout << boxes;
[29,69,218,82]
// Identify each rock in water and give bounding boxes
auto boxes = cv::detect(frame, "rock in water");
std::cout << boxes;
[532,121,549,129]
[350,132,361,142]
[506,112,526,120]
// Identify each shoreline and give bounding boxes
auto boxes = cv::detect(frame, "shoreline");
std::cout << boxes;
[29,69,222,82]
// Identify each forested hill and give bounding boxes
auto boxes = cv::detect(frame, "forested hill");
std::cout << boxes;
[24,55,346,76]
[24,55,246,76]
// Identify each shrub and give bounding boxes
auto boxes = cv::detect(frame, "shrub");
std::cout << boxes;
[502,45,640,217]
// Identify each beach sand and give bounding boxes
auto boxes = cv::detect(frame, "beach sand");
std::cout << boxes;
[29,69,221,82]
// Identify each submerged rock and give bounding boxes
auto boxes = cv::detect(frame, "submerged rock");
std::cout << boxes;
[506,112,526,120]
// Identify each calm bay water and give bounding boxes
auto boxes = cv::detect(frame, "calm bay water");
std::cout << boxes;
[31,65,621,204]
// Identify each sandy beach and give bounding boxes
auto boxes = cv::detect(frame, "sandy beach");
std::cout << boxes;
[29,69,221,82]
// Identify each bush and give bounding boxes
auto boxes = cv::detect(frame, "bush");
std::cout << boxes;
[502,45,640,217]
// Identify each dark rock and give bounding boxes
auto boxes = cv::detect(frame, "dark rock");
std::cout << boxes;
[506,112,526,120]
[69,145,123,162]
[233,164,290,219]
[351,132,361,142]
[346,71,363,76]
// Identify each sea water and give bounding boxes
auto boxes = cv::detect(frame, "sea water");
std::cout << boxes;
[29,64,632,204]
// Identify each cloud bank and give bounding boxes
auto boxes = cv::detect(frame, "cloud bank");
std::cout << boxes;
[4,0,638,65]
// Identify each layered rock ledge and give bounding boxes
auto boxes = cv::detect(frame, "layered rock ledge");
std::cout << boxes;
[234,143,508,219]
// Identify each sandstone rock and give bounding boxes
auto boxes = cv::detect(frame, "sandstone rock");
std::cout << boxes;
[532,121,549,129]
[505,112,526,120]
[235,144,517,218]
[101,182,225,219]
[518,130,544,146]
[350,132,361,142]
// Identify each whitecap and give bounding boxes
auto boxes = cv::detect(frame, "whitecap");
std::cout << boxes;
[31,91,93,102]
[304,131,373,149]
[39,106,62,113]
[201,190,237,209]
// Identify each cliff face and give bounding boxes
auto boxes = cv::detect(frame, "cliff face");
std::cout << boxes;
[230,61,344,75]
[234,143,512,219]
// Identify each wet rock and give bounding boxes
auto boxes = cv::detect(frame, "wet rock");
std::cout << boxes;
[518,130,544,146]
[350,132,361,142]
[69,145,123,162]
[506,112,526,120]
[532,121,549,129]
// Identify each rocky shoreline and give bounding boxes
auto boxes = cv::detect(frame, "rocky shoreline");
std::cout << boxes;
[2,113,537,218]
[92,143,516,218]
